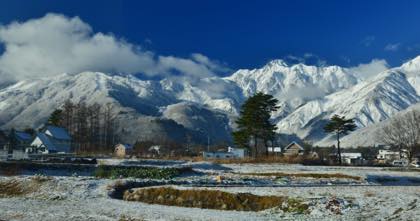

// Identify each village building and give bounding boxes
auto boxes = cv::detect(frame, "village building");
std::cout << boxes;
[377,149,400,164]
[267,146,282,154]
[340,152,365,165]
[227,146,246,158]
[114,143,134,158]
[8,130,33,151]
[282,142,304,156]
[203,146,246,159]
[29,126,72,154]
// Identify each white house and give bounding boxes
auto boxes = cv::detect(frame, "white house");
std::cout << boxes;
[340,152,364,165]
[29,126,72,154]
[267,146,282,153]
[227,146,246,158]
[203,151,235,159]
[377,149,400,161]
[203,146,246,159]
[115,143,134,158]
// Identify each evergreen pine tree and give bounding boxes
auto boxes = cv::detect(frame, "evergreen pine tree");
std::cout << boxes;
[233,92,278,157]
[324,114,357,164]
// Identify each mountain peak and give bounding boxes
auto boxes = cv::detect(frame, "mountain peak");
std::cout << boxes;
[401,55,420,72]
[266,59,289,67]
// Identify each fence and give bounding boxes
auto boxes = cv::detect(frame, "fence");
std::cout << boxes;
[0,150,75,161]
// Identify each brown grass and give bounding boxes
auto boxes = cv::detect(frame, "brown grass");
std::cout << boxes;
[364,191,376,197]
[210,156,307,164]
[239,172,362,180]
[118,215,145,221]
[123,187,308,212]
[0,179,42,197]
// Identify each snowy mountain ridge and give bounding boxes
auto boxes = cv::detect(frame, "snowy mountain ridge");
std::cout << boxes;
[2,56,420,146]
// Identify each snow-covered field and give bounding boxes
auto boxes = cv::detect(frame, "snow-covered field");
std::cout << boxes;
[1,160,419,221]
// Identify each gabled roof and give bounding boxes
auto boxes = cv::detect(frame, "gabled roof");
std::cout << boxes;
[44,126,71,140]
[283,141,304,151]
[15,131,32,142]
[36,133,56,151]
[33,132,71,153]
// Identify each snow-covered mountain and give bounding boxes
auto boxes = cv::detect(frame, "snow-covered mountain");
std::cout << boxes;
[0,72,239,143]
[2,56,420,146]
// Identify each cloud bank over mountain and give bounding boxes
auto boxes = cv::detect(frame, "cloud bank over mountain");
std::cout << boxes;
[0,13,227,82]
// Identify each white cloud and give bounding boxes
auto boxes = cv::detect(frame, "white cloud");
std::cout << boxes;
[384,43,401,51]
[284,53,327,66]
[349,59,389,79]
[0,13,228,82]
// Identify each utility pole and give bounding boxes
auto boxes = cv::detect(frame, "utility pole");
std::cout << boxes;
[207,135,210,152]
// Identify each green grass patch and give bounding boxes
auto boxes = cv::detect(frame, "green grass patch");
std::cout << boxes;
[123,187,309,212]
[94,165,181,179]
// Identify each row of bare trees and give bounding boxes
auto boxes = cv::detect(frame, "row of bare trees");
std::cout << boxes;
[50,100,119,153]
[378,110,420,161]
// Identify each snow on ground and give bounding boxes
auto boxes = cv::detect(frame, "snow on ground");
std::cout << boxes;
[0,162,419,221]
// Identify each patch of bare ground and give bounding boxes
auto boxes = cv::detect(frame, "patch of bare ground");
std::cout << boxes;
[119,215,146,221]
[123,187,309,213]
[239,172,362,180]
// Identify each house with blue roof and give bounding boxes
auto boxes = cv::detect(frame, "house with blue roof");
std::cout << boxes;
[4,130,34,152]
[29,126,72,154]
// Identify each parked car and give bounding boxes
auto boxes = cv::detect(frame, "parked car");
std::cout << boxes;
[392,160,409,167]
[410,161,420,168]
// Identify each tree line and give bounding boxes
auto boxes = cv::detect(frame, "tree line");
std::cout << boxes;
[48,100,120,153]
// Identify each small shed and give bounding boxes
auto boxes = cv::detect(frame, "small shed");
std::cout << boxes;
[340,152,364,165]
[283,142,304,156]
[114,144,133,158]
[227,146,246,158]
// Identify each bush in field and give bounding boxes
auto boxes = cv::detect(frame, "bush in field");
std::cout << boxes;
[94,166,180,179]
[0,179,44,197]
[123,187,309,212]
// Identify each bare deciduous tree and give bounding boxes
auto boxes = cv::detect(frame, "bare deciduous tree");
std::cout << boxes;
[378,110,420,161]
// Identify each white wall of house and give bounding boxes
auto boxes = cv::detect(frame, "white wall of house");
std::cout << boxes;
[227,147,245,158]
[377,150,400,160]
[203,151,235,159]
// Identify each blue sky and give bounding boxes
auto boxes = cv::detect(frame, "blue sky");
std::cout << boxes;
[0,0,419,73]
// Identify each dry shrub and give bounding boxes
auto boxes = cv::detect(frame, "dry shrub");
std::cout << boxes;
[119,215,145,221]
[240,172,362,181]
[123,187,308,212]
[30,175,52,183]
[0,176,49,197]
[364,191,375,197]
[211,156,306,164]
[0,179,41,197]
